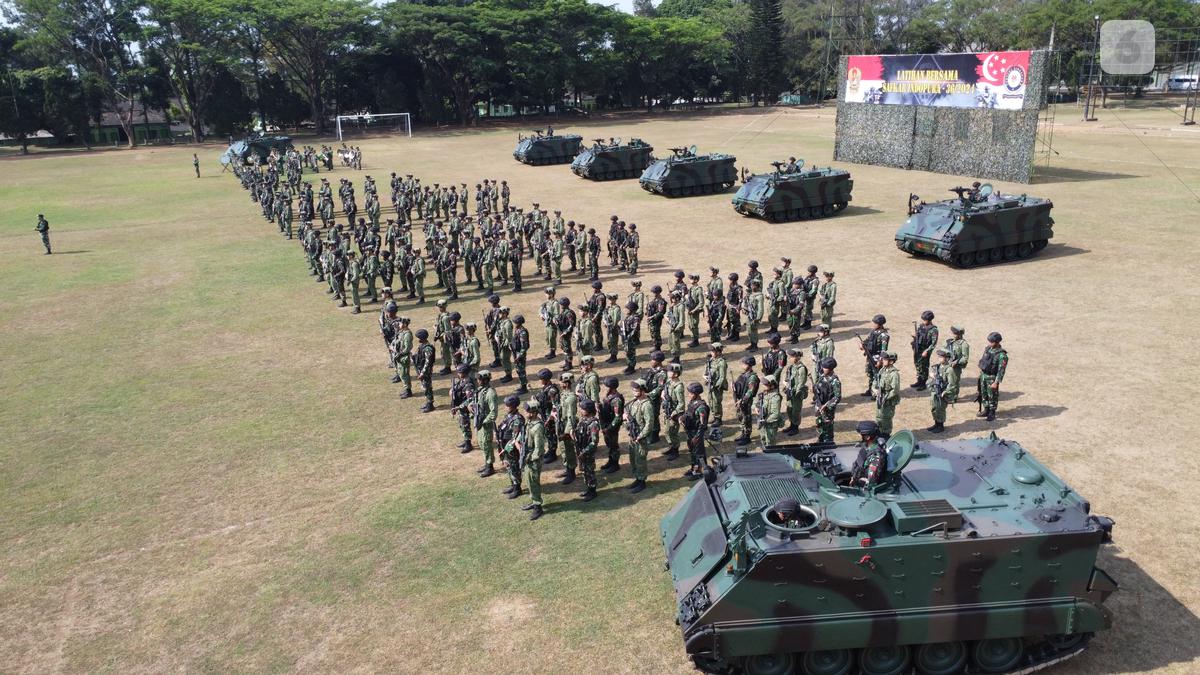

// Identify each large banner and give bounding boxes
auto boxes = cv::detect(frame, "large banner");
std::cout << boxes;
[844,51,1031,109]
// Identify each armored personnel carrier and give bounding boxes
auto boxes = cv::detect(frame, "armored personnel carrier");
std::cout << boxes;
[660,430,1116,675]
[571,137,655,180]
[512,128,583,165]
[895,184,1054,268]
[639,146,738,197]
[220,135,294,165]
[732,160,854,222]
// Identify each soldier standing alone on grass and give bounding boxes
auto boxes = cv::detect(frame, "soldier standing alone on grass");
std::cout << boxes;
[34,215,51,255]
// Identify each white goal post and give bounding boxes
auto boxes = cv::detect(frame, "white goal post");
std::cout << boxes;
[336,113,412,141]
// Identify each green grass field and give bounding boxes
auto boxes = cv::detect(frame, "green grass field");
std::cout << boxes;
[2,104,1199,673]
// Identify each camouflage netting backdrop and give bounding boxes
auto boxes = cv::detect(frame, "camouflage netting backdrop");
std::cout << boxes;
[834,51,1047,184]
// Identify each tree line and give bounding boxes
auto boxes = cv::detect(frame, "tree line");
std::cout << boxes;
[1,0,1196,151]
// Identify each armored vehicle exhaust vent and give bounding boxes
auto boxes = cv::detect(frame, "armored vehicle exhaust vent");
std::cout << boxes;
[891,499,964,534]
[741,479,811,510]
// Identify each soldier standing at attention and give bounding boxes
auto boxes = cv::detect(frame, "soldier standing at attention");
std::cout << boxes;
[813,357,841,443]
[627,280,646,345]
[746,280,765,352]
[644,351,668,444]
[977,332,1009,422]
[818,271,836,327]
[520,401,547,520]
[604,293,623,364]
[410,247,426,304]
[556,297,577,370]
[705,343,728,427]
[686,274,705,348]
[810,323,834,371]
[450,364,477,453]
[511,315,530,394]
[345,251,362,314]
[626,223,640,275]
[577,306,596,358]
[599,377,624,473]
[874,351,901,437]
[624,380,653,494]
[928,348,957,433]
[434,300,452,374]
[786,279,805,343]
[746,260,763,292]
[496,307,515,383]
[533,368,561,465]
[414,328,436,412]
[392,317,414,398]
[666,291,686,364]
[556,372,578,485]
[911,310,939,390]
[586,227,601,280]
[499,395,526,499]
[620,302,640,374]
[733,356,760,446]
[663,363,685,460]
[682,382,710,480]
[757,375,783,446]
[575,399,602,501]
[782,348,809,436]
[761,333,787,378]
[540,287,560,359]
[766,267,785,335]
[725,273,743,342]
[193,153,200,178]
[578,356,601,404]
[462,322,482,376]
[34,215,51,254]
[860,314,889,397]
[646,285,667,353]
[476,371,498,477]
[947,325,970,397]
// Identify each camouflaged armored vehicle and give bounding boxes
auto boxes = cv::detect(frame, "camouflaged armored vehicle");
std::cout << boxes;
[220,135,294,165]
[639,145,738,197]
[571,137,655,180]
[732,160,854,222]
[660,430,1116,675]
[513,128,583,165]
[895,184,1054,268]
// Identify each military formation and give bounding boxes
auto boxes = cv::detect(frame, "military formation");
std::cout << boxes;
[224,141,1014,523]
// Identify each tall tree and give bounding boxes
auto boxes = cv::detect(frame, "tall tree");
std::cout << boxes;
[8,0,144,147]
[143,0,236,142]
[748,0,785,103]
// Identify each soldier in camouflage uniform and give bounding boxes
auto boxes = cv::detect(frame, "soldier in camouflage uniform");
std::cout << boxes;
[499,395,526,499]
[646,285,667,352]
[604,293,623,363]
[643,351,667,445]
[811,323,834,372]
[757,375,783,446]
[813,357,841,443]
[345,251,362,313]
[511,315,530,394]
[475,371,498,477]
[414,329,436,412]
[496,307,514,382]
[666,291,686,364]
[599,376,624,473]
[818,271,836,328]
[686,274,704,348]
[725,272,743,342]
[556,372,578,485]
[575,399,602,501]
[621,301,641,374]
[520,401,546,520]
[911,310,939,390]
[746,280,765,351]
[782,347,809,436]
[851,421,888,488]
[534,368,560,465]
[733,356,760,446]
[578,356,601,404]
[663,363,686,460]
[927,348,957,433]
[786,278,805,343]
[556,297,577,370]
[624,380,653,494]
[450,364,477,452]
[874,351,901,437]
[705,343,728,427]
[462,322,481,376]
[860,314,889,397]
[391,316,414,397]
[977,332,1009,422]
[434,301,453,374]
[682,382,710,480]
[947,325,970,398]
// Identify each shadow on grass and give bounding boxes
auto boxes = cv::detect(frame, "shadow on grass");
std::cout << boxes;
[50,250,91,255]
[1031,166,1139,184]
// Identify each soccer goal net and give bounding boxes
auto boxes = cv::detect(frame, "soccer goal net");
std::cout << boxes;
[336,113,412,141]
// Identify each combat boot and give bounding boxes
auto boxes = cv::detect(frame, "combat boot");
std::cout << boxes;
[499,374,513,384]
[861,389,873,397]
[516,384,528,395]
[628,479,646,494]
[390,374,401,383]
[339,299,348,308]
[623,366,635,375]
[559,469,575,485]
[664,447,679,460]
[420,402,433,413]
[734,431,751,446]
[601,459,620,473]
[501,484,517,495]
[579,487,597,502]
[927,422,945,433]
[527,505,544,520]
[711,417,723,428]
[351,307,361,314]
[543,451,558,464]
[789,335,799,344]
[460,441,473,454]
[478,463,495,477]
[439,367,452,375]
[401,388,412,399]
[784,424,799,436]
[986,409,996,422]
[747,343,758,352]
[506,486,522,499]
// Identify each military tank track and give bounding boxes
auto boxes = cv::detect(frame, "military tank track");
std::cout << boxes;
[649,181,737,197]
[691,631,1093,675]
[521,154,575,166]
[749,201,849,223]
[575,167,643,181]
[940,238,1049,268]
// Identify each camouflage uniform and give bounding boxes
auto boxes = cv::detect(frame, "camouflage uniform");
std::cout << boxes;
[575,406,602,499]
[874,353,901,436]
[813,359,841,443]
[928,349,958,432]
[705,347,728,426]
[600,381,625,470]
[818,273,837,327]
[733,359,760,446]
[683,384,710,477]
[911,311,939,390]
[757,377,783,446]
[663,368,685,457]
[522,405,546,515]
[625,385,654,489]
[557,377,579,480]
[498,402,526,493]
[450,368,477,450]
[476,377,499,473]
[782,352,809,435]
[977,334,1009,421]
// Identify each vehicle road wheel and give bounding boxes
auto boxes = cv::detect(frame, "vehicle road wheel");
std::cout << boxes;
[744,652,796,675]
[1032,239,1048,252]
[860,645,910,675]
[974,250,989,266]
[822,203,834,216]
[1016,242,1033,258]
[988,247,1003,263]
[702,184,712,194]
[802,649,852,675]
[1047,633,1089,652]
[915,642,967,675]
[835,201,848,212]
[809,206,823,219]
[972,638,1025,673]
[1003,244,1018,260]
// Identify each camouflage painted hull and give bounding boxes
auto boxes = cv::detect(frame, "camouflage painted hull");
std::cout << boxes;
[896,197,1054,268]
[571,145,655,180]
[660,433,1116,674]
[640,156,738,197]
[513,135,583,165]
[732,171,854,223]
